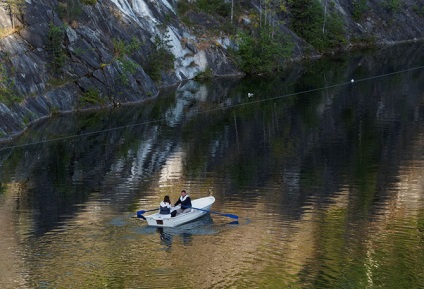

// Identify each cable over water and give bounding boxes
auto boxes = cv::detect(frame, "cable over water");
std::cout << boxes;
[1,65,424,152]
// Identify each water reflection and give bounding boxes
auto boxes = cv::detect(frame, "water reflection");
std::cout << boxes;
[157,228,174,249]
[154,214,220,249]
[0,42,424,288]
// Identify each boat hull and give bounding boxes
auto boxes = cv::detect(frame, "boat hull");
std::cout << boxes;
[144,196,215,228]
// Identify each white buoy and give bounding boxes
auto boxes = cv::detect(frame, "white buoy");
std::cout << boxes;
[351,79,354,83]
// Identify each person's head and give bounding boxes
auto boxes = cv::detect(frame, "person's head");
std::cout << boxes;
[164,195,170,203]
[181,190,187,196]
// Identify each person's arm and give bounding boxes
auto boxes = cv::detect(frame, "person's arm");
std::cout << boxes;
[174,198,181,206]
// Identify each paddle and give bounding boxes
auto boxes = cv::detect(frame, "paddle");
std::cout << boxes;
[136,208,158,219]
[189,206,238,220]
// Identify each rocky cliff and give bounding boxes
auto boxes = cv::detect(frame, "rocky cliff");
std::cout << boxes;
[0,0,424,141]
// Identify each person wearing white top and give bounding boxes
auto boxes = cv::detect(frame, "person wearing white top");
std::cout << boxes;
[159,195,172,214]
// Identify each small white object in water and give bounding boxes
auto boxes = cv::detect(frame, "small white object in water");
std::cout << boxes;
[351,79,354,83]
[248,93,254,97]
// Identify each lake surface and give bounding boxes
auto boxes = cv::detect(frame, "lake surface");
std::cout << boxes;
[1,43,424,288]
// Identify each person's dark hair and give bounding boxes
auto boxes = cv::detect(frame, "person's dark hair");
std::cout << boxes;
[181,190,186,194]
[164,195,170,203]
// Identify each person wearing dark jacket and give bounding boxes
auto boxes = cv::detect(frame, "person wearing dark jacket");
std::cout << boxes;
[171,190,192,217]
[159,195,172,215]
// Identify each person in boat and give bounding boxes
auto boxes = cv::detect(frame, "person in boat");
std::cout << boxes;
[171,190,192,217]
[159,195,173,215]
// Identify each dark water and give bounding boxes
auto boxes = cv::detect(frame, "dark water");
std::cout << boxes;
[1,43,424,288]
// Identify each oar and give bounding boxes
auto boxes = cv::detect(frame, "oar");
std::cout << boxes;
[136,208,158,219]
[189,207,238,220]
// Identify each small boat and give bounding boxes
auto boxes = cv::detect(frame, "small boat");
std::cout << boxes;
[143,196,215,228]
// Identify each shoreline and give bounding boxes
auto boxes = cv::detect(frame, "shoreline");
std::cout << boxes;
[1,40,424,144]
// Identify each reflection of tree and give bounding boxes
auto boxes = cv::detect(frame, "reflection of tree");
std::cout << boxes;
[0,94,183,233]
[370,215,424,287]
[297,204,363,288]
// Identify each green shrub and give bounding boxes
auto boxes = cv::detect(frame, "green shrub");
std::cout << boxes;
[352,0,367,21]
[79,88,104,106]
[80,0,97,5]
[46,23,66,74]
[197,0,230,17]
[118,58,138,85]
[383,0,400,12]
[57,0,82,23]
[0,63,19,105]
[176,0,191,15]
[194,68,213,80]
[235,27,294,75]
[145,48,174,81]
[412,4,424,17]
[289,0,324,49]
[177,0,230,17]
[289,0,346,52]
[325,11,347,49]
[113,37,141,58]
[145,32,175,81]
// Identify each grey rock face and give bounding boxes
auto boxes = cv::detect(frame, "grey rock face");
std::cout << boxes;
[1,0,424,141]
[0,0,241,140]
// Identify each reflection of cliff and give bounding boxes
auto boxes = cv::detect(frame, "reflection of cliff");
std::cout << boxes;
[185,44,424,206]
[0,183,28,288]
[0,77,246,237]
[281,119,424,286]
[355,126,424,287]
[0,44,424,287]
[158,51,424,285]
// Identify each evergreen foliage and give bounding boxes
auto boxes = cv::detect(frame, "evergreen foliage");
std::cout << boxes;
[352,0,367,20]
[0,63,19,105]
[412,4,424,17]
[113,37,140,59]
[80,0,97,5]
[289,0,324,49]
[383,0,400,12]
[111,37,141,90]
[324,10,346,49]
[177,0,230,18]
[235,26,294,74]
[57,0,82,24]
[46,23,66,74]
[288,0,346,51]
[196,0,231,17]
[146,28,175,81]
[79,87,104,106]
